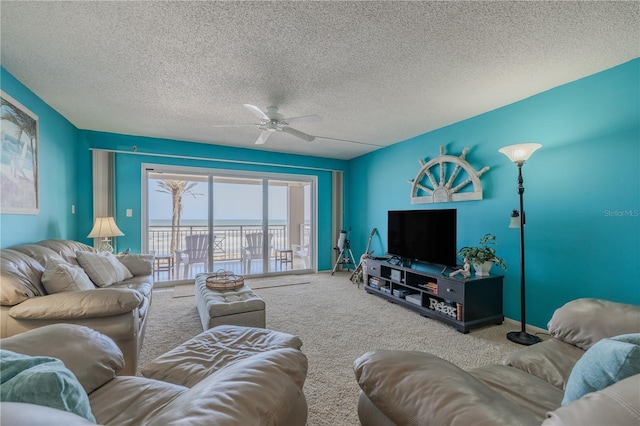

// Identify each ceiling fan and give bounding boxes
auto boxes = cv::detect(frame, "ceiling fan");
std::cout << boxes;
[213,104,322,145]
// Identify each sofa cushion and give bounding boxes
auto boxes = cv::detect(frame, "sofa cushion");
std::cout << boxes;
[34,239,96,266]
[9,288,143,320]
[502,338,584,389]
[0,249,46,305]
[115,254,154,276]
[0,350,95,423]
[77,251,133,287]
[41,259,95,294]
[548,298,640,351]
[562,333,640,405]
[9,244,64,268]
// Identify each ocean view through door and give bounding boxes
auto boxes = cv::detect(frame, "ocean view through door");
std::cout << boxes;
[145,166,314,283]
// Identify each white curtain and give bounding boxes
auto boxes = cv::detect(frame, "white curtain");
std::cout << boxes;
[91,150,116,249]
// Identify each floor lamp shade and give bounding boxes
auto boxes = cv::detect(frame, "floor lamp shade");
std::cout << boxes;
[498,143,541,165]
[88,217,124,252]
[499,143,542,346]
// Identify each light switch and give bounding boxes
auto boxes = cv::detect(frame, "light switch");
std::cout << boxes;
[71,205,76,214]
[126,209,133,217]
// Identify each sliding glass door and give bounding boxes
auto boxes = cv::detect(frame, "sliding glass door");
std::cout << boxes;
[144,166,315,283]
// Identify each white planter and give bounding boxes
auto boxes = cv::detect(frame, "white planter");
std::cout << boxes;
[473,261,493,276]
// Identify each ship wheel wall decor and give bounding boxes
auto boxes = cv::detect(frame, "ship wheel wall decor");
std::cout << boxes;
[408,146,490,204]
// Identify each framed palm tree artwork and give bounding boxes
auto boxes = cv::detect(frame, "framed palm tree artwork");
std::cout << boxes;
[1,91,39,214]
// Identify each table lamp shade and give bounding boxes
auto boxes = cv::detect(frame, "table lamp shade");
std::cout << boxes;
[87,217,124,238]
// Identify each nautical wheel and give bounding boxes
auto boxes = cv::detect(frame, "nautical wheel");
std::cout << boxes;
[408,146,489,204]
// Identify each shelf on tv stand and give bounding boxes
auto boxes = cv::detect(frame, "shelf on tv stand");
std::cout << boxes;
[363,258,504,333]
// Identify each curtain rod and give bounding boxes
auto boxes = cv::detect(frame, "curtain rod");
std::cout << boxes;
[89,147,341,173]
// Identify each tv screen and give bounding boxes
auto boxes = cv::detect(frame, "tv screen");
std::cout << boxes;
[387,209,457,267]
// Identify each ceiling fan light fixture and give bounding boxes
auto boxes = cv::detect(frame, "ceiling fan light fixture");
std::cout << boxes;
[217,104,325,145]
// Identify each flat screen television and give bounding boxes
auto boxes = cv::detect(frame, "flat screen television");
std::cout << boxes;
[387,209,457,267]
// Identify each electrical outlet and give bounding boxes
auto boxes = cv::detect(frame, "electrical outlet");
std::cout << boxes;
[126,209,133,217]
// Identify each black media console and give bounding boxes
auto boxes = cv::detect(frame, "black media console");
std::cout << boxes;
[363,258,504,333]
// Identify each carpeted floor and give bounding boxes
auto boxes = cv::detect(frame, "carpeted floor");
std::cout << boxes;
[140,272,527,425]
[172,275,312,297]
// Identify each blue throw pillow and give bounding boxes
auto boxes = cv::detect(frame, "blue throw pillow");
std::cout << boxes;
[0,350,96,423]
[562,333,640,406]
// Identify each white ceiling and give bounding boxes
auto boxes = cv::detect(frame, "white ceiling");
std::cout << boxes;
[1,1,639,160]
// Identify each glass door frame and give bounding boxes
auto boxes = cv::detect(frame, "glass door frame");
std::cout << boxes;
[142,163,317,284]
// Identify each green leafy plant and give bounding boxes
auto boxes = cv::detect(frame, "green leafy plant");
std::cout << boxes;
[457,234,507,270]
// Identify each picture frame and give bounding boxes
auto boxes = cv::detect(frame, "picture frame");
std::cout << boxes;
[1,91,39,214]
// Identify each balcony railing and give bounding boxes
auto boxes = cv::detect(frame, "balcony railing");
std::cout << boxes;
[148,224,288,260]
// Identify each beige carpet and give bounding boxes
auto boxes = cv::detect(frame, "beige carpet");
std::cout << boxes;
[140,272,527,425]
[172,275,312,297]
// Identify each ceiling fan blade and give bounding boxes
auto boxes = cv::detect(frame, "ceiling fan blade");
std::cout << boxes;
[282,126,315,142]
[255,130,272,145]
[285,114,322,125]
[243,104,270,120]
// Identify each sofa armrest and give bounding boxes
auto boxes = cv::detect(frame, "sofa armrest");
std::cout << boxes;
[115,254,154,276]
[548,298,640,350]
[354,350,533,426]
[542,374,640,425]
[8,288,143,320]
[0,324,124,394]
[147,348,308,425]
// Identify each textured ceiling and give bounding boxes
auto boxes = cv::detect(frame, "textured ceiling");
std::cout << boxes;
[1,1,639,160]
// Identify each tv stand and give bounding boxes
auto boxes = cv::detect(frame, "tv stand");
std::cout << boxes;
[363,258,504,333]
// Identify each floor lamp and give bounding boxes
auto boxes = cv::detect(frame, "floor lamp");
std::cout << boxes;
[499,143,542,346]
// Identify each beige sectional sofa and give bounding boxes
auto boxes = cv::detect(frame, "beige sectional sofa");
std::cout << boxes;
[0,239,153,375]
[0,323,309,425]
[354,298,640,425]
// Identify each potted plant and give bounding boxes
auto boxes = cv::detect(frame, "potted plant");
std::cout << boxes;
[457,234,507,276]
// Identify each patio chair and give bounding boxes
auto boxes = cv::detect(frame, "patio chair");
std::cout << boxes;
[241,233,273,274]
[175,234,209,279]
[291,243,310,269]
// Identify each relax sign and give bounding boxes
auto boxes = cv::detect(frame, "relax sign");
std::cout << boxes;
[428,298,456,317]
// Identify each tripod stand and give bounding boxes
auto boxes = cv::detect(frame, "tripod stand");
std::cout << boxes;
[331,229,356,275]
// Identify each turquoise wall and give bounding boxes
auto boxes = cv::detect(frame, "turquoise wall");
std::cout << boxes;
[78,131,347,271]
[0,69,80,247]
[349,59,640,328]
[2,59,638,328]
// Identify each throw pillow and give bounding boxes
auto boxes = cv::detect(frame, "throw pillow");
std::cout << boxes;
[76,251,133,287]
[0,350,96,423]
[41,258,95,294]
[562,333,640,406]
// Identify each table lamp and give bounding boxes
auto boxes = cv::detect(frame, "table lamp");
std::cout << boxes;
[88,217,124,253]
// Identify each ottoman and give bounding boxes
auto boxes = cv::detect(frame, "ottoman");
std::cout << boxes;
[140,324,304,388]
[195,273,266,331]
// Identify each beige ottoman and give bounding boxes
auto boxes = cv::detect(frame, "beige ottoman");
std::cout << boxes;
[140,324,304,387]
[194,273,266,331]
